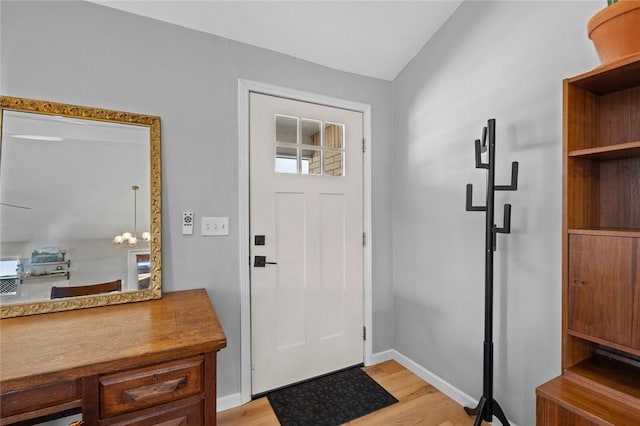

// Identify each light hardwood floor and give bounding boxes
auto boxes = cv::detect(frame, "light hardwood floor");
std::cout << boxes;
[217,360,486,425]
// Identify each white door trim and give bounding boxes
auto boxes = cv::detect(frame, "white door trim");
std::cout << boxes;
[238,79,373,404]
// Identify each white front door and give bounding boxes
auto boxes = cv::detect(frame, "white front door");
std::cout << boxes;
[249,92,364,394]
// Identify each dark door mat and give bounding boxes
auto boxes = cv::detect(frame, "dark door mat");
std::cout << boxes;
[266,366,398,425]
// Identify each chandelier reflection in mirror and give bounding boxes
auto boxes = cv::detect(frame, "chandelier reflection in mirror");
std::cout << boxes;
[114,185,151,246]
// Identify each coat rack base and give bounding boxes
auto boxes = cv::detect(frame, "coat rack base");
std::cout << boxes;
[465,396,510,425]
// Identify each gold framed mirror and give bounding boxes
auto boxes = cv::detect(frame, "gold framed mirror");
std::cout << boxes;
[0,96,161,318]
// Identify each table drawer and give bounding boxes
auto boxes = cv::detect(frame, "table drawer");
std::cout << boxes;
[0,379,81,420]
[100,356,203,418]
[100,398,203,426]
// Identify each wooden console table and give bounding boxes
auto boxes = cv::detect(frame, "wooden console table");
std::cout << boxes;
[0,289,227,425]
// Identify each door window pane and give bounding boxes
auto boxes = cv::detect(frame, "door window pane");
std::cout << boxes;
[276,115,298,144]
[275,145,298,173]
[302,148,322,175]
[325,123,344,149]
[323,151,344,176]
[301,119,322,146]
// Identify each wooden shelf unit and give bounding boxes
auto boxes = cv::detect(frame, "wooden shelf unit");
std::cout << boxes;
[536,54,640,425]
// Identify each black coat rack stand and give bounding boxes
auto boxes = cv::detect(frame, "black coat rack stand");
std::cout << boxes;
[464,119,518,425]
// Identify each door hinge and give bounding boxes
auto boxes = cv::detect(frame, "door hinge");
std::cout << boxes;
[363,326,366,340]
[363,232,366,246]
[362,138,366,153]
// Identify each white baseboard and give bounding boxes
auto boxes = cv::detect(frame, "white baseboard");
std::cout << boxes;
[217,392,242,412]
[370,349,396,365]
[372,349,519,426]
[219,350,518,425]
[372,349,477,408]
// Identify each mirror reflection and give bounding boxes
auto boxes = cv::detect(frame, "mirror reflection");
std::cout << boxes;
[0,99,161,316]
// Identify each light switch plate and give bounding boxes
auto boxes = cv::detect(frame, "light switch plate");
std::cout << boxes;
[201,217,229,236]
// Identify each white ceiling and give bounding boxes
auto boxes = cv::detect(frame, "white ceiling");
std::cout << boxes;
[88,0,463,81]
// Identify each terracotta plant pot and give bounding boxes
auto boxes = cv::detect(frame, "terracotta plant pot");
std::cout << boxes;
[588,0,640,64]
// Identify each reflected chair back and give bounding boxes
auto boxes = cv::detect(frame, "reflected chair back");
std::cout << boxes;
[50,280,122,299]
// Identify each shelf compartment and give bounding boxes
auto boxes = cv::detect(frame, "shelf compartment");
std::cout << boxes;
[566,156,640,230]
[568,53,640,94]
[565,85,640,152]
[567,330,640,358]
[565,355,640,410]
[18,259,71,284]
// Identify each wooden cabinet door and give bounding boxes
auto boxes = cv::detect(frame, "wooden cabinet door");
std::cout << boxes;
[568,235,635,347]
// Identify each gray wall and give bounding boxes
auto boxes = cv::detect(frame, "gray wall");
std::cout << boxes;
[391,1,601,425]
[0,0,394,398]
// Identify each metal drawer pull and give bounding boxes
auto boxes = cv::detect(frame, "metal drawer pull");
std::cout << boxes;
[123,376,188,402]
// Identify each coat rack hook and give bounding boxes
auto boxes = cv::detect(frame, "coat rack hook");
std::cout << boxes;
[495,204,512,235]
[475,139,489,169]
[492,204,512,251]
[466,184,487,212]
[496,161,519,191]
[482,126,488,148]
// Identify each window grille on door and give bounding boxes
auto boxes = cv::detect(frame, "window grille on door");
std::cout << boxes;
[275,114,345,176]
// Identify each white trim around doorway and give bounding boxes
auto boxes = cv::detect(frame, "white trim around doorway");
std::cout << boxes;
[237,79,373,405]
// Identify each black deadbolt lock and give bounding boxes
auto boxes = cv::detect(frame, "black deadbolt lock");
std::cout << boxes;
[255,235,265,246]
